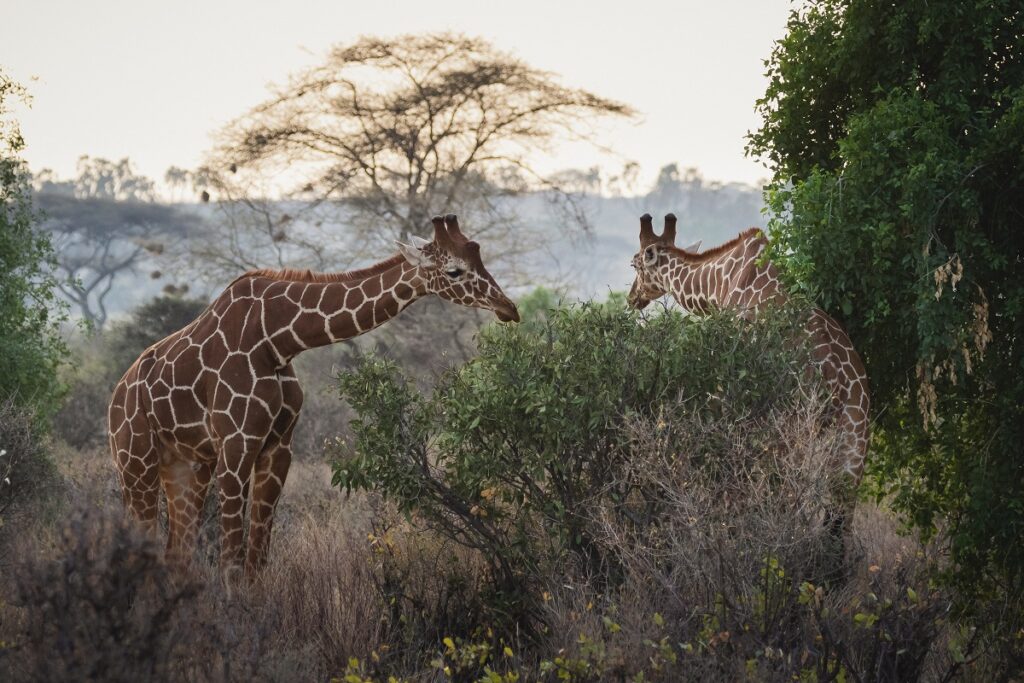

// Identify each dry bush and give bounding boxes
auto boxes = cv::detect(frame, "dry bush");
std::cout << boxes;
[0,494,379,681]
[330,303,1024,680]
[3,506,208,682]
[529,400,997,682]
[368,514,494,668]
[52,362,112,449]
[3,421,1013,682]
[242,498,385,673]
[604,396,844,593]
[0,444,491,682]
[0,397,59,546]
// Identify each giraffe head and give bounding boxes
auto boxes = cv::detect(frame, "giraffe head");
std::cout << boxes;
[396,214,520,323]
[627,213,701,309]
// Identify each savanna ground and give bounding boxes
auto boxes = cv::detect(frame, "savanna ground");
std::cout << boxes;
[1,297,1019,682]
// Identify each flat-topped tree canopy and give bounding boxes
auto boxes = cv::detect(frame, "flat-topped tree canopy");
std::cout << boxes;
[201,32,634,256]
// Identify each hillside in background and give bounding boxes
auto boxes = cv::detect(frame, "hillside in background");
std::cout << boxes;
[35,166,764,322]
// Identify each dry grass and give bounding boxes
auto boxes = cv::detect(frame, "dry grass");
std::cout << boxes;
[519,399,1005,682]
[0,412,1017,681]
[0,444,486,681]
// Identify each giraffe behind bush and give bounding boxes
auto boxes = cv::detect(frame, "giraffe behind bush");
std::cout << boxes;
[627,214,870,519]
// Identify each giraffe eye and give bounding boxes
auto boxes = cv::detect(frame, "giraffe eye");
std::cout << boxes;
[445,268,464,279]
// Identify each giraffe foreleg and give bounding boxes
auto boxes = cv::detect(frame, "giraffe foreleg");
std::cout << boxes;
[245,440,293,576]
[216,434,263,587]
[245,371,301,576]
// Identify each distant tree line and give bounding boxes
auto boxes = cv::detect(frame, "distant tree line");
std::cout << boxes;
[33,157,199,327]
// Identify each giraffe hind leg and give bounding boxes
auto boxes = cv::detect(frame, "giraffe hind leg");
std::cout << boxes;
[110,410,162,536]
[245,441,292,576]
[160,456,214,569]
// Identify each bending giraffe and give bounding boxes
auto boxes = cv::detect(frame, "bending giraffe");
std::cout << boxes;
[627,214,870,514]
[108,215,519,582]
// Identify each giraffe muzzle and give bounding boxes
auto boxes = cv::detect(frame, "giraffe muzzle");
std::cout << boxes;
[627,282,650,310]
[492,298,520,323]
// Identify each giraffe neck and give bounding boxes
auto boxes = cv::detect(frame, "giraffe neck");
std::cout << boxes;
[658,232,783,315]
[256,257,426,363]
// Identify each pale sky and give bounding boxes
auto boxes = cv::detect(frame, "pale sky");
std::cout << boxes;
[3,0,794,194]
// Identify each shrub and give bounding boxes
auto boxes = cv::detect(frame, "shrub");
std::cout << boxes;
[331,297,1022,679]
[4,507,205,682]
[333,301,828,626]
[534,416,966,682]
[0,471,392,682]
[0,396,57,535]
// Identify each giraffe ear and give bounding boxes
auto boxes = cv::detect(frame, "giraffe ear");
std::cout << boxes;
[643,245,659,267]
[682,239,702,253]
[396,241,434,267]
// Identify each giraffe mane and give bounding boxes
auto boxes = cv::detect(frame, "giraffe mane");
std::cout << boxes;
[238,254,407,284]
[668,227,765,262]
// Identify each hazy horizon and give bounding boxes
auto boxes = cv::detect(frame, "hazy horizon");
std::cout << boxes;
[3,0,794,192]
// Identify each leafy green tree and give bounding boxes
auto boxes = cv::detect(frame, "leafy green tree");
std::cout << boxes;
[0,71,67,416]
[748,0,1024,593]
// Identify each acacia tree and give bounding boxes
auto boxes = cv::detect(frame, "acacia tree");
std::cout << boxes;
[195,33,633,284]
[748,0,1024,596]
[35,157,197,327]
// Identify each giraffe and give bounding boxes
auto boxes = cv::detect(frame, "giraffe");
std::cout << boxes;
[626,214,870,528]
[108,214,519,583]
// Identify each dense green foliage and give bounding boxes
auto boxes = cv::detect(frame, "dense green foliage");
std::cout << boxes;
[0,72,67,416]
[748,0,1024,595]
[334,301,822,616]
